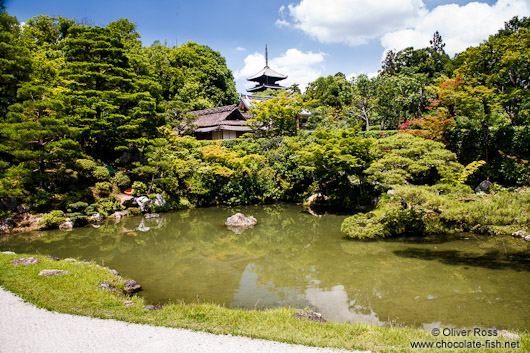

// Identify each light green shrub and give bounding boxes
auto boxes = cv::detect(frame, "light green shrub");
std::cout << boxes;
[112,173,131,190]
[132,181,147,196]
[95,182,113,196]
[92,166,109,180]
[40,210,66,229]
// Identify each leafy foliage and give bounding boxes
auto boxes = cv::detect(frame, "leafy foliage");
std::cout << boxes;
[364,133,463,188]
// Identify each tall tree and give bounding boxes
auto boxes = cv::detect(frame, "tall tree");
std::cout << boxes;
[430,31,446,55]
[171,41,238,110]
[304,74,353,109]
[348,74,378,131]
[0,84,80,193]
[0,6,31,119]
[59,25,164,162]
[456,22,530,124]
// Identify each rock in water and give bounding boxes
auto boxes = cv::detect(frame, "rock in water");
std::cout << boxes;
[512,230,529,238]
[109,269,121,276]
[123,279,142,293]
[153,194,166,207]
[38,269,70,276]
[89,213,101,223]
[135,196,151,212]
[59,221,73,230]
[144,213,160,219]
[292,311,327,323]
[11,257,41,266]
[225,213,257,228]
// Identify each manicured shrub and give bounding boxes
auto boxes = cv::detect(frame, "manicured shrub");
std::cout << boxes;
[40,210,66,229]
[76,159,97,171]
[112,173,131,190]
[132,181,147,196]
[92,166,109,180]
[95,197,123,217]
[66,202,89,213]
[65,212,87,226]
[95,182,113,196]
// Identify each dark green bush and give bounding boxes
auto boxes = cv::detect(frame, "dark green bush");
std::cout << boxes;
[65,212,87,226]
[66,202,89,213]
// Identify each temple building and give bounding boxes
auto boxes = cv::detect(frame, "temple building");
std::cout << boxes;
[187,104,253,140]
[183,46,308,140]
[246,46,287,93]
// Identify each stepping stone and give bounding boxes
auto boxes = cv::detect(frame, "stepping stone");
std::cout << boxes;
[38,269,70,276]
[11,257,41,266]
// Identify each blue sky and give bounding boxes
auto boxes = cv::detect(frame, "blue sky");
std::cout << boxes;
[5,0,529,93]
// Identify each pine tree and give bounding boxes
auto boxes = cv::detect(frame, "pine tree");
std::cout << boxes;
[0,5,31,119]
[59,25,164,162]
[0,84,80,196]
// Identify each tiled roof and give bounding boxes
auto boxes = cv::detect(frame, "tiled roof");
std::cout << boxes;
[247,66,287,81]
[188,105,246,128]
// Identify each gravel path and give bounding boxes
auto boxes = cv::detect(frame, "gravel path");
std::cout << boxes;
[0,287,369,353]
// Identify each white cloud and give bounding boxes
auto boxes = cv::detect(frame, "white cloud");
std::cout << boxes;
[282,0,530,55]
[234,49,326,92]
[347,71,378,81]
[275,19,291,28]
[235,46,246,52]
[285,0,427,45]
[381,0,530,56]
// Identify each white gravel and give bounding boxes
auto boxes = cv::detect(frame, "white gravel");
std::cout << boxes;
[0,287,369,353]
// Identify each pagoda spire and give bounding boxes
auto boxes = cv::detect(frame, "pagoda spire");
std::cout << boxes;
[246,45,287,93]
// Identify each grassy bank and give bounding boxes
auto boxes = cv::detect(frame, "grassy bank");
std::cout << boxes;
[1,253,528,352]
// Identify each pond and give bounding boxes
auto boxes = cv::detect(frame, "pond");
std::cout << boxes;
[1,203,529,330]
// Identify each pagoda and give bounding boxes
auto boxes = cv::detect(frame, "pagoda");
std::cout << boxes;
[247,46,287,93]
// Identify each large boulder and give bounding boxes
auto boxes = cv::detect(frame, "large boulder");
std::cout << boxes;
[153,194,166,207]
[0,217,14,234]
[225,213,257,228]
[135,196,151,212]
[115,193,137,208]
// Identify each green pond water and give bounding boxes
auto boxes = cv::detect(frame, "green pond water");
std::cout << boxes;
[1,203,529,330]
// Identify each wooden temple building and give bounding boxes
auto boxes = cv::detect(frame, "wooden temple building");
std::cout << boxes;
[189,104,252,140]
[188,46,306,140]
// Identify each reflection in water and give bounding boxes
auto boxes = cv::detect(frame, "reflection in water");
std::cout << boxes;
[1,203,529,330]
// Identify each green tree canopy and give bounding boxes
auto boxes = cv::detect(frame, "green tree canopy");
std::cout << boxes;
[0,8,31,119]
[59,25,164,162]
